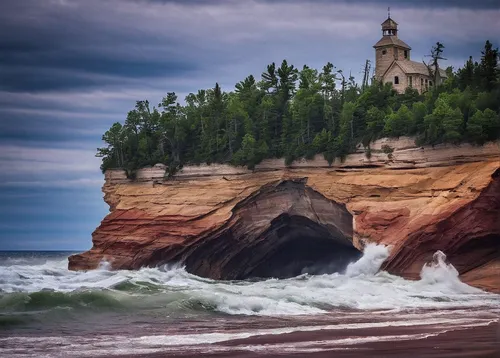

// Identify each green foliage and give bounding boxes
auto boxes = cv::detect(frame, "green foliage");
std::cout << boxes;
[479,40,499,91]
[312,129,330,153]
[443,107,464,143]
[97,40,500,174]
[412,102,428,134]
[233,134,256,169]
[422,96,465,144]
[365,106,386,140]
[384,105,414,137]
[467,109,500,144]
[475,91,498,112]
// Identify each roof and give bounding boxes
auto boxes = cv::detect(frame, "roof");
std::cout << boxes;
[381,18,398,30]
[373,36,411,50]
[386,60,448,78]
[395,60,430,75]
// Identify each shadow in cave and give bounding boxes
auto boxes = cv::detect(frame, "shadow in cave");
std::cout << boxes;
[247,215,362,279]
[178,180,360,281]
[447,234,500,274]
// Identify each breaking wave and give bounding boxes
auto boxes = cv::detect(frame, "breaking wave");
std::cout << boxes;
[0,245,498,319]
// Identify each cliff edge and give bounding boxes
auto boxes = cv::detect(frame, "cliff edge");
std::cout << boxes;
[69,138,500,292]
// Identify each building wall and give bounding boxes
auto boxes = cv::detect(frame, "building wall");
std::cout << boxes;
[414,74,432,94]
[382,66,433,95]
[375,38,437,94]
[375,46,398,79]
[394,47,411,61]
[413,74,422,93]
[375,45,411,80]
[375,46,395,79]
[383,65,408,94]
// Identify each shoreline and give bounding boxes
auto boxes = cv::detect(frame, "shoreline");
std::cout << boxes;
[117,322,500,358]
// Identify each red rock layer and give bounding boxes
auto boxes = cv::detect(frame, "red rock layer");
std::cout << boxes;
[69,139,500,292]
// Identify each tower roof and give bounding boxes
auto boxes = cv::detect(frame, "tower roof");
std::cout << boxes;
[373,36,411,50]
[381,17,398,30]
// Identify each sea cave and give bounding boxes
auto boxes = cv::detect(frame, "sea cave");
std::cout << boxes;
[179,180,361,280]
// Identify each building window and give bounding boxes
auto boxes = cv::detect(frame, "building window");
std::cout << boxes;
[421,78,424,86]
[394,76,399,85]
[382,49,387,55]
[429,80,433,86]
[409,76,413,87]
[404,50,408,59]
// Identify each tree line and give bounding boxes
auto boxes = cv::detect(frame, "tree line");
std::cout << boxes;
[97,41,500,176]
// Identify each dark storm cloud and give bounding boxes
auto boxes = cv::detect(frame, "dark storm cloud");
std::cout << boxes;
[1,0,498,123]
[1,0,498,95]
[284,0,500,9]
[135,0,500,9]
[0,58,196,92]
[0,109,111,144]
[0,0,499,249]
[1,0,498,150]
[0,0,199,93]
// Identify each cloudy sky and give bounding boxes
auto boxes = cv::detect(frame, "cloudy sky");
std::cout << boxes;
[1,0,499,251]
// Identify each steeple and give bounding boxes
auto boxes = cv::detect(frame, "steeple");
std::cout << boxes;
[373,13,411,52]
[381,13,398,37]
[373,12,412,80]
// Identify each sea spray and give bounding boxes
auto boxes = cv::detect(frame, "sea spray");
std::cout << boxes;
[344,243,390,277]
[97,259,112,271]
[1,251,499,357]
[0,248,498,318]
[419,250,483,294]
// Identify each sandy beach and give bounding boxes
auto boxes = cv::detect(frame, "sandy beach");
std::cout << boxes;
[114,321,500,358]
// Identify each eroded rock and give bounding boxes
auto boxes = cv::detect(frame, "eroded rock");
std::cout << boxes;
[69,139,500,292]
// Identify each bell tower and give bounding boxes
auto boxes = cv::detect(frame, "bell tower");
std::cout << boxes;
[373,10,411,80]
[381,9,398,36]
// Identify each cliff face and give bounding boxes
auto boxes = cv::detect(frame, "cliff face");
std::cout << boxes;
[69,139,500,292]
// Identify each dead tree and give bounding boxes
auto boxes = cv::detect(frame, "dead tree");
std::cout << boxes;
[361,59,371,92]
[423,42,446,90]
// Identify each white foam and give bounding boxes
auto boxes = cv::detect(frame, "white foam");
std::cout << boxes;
[0,246,499,316]
[131,317,496,346]
[419,250,483,294]
[2,318,497,358]
[345,243,390,277]
[240,332,442,353]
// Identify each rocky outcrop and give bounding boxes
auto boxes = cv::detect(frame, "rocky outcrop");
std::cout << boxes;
[69,138,500,292]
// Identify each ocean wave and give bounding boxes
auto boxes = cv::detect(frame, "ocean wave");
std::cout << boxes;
[0,245,498,319]
[0,290,125,312]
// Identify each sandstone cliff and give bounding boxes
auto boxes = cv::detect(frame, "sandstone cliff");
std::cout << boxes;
[69,138,500,292]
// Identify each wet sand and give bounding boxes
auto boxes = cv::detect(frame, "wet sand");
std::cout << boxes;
[121,322,500,358]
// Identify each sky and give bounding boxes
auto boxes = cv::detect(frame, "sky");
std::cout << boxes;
[1,0,499,251]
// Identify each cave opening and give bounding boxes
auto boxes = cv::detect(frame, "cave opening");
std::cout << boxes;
[179,180,360,281]
[246,215,362,279]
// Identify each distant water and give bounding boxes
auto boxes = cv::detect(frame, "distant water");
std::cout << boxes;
[0,247,499,357]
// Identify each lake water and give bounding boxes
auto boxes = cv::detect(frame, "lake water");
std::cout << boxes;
[0,246,499,357]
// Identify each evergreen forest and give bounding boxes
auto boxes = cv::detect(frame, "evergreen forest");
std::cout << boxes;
[97,41,500,176]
